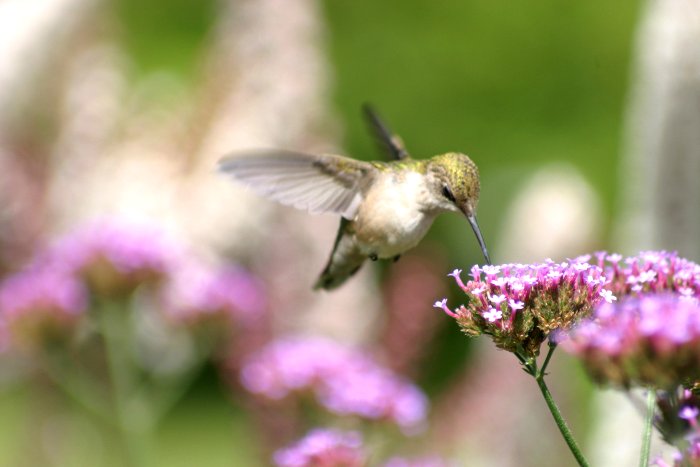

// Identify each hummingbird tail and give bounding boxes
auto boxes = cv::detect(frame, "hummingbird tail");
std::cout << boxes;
[313,256,364,290]
[313,219,365,290]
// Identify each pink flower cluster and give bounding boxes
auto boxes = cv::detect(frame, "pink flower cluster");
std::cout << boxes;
[559,294,700,388]
[436,255,611,356]
[654,439,700,467]
[0,219,265,349]
[42,220,178,296]
[436,251,700,357]
[598,250,700,300]
[273,428,453,467]
[655,386,700,446]
[273,429,366,467]
[652,386,700,466]
[240,337,428,434]
[383,456,456,467]
[0,269,87,349]
[161,263,265,328]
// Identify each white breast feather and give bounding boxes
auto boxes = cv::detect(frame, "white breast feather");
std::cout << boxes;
[355,171,436,257]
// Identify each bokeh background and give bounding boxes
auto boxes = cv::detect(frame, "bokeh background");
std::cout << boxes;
[1,0,699,465]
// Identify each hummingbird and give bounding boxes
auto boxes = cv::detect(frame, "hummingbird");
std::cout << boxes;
[218,105,491,290]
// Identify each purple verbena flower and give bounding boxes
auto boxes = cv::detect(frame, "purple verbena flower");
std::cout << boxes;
[483,308,502,323]
[442,257,609,357]
[603,251,700,298]
[679,406,699,422]
[653,437,700,467]
[654,386,700,447]
[447,269,466,290]
[599,289,617,303]
[44,219,180,297]
[488,294,506,306]
[441,251,700,358]
[433,298,457,318]
[0,268,87,350]
[273,428,366,467]
[161,261,265,332]
[383,456,456,467]
[559,294,700,389]
[240,337,428,434]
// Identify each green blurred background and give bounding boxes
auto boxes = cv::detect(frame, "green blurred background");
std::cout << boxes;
[116,0,641,251]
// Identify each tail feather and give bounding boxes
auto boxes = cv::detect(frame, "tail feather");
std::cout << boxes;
[313,257,364,290]
[313,218,365,290]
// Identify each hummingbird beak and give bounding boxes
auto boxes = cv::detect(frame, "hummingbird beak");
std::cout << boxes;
[463,211,491,265]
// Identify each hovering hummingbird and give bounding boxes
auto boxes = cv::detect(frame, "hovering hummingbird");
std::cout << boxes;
[218,105,491,290]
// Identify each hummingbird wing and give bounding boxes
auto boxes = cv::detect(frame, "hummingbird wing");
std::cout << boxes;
[218,150,376,219]
[362,104,410,161]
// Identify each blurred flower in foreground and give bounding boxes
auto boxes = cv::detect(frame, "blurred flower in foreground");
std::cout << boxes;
[44,219,178,297]
[273,428,366,467]
[558,294,700,389]
[653,438,700,467]
[655,386,700,446]
[161,262,265,338]
[0,218,264,352]
[601,251,700,300]
[0,217,267,465]
[240,337,428,434]
[273,428,453,467]
[382,456,456,467]
[0,268,87,350]
[438,251,700,358]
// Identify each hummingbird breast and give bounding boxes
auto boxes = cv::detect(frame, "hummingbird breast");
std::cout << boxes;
[351,170,437,258]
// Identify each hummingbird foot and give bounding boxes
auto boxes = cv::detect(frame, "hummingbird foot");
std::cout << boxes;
[369,253,378,261]
[392,255,401,263]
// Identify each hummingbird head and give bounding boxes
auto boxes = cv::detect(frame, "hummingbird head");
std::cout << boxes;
[427,152,491,265]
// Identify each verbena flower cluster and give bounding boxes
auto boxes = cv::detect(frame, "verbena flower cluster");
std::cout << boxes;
[240,337,428,434]
[273,429,366,467]
[652,440,700,467]
[436,255,609,357]
[42,220,178,296]
[161,262,264,328]
[653,394,700,467]
[601,251,700,299]
[559,294,700,389]
[655,386,700,446]
[382,456,456,467]
[0,219,264,351]
[436,251,700,358]
[273,428,454,467]
[0,269,87,349]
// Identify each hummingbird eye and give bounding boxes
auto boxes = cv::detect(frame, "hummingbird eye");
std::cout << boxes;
[441,185,456,203]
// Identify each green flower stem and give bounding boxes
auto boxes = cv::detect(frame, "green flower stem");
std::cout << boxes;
[520,343,590,467]
[99,300,149,467]
[639,389,656,467]
[534,373,590,467]
[42,353,112,426]
[540,341,557,375]
[147,339,215,423]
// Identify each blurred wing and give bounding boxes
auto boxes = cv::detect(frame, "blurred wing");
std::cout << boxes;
[218,150,376,219]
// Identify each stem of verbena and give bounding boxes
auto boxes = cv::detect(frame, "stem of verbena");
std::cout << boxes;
[540,340,557,375]
[99,300,149,467]
[518,343,590,467]
[639,389,655,467]
[535,373,590,467]
[42,352,112,426]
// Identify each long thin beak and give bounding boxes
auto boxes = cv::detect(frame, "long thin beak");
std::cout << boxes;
[465,213,491,265]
